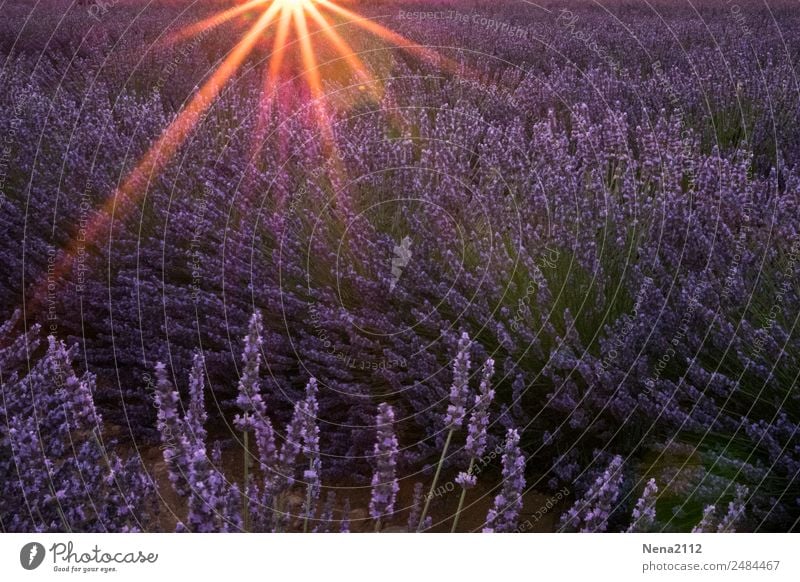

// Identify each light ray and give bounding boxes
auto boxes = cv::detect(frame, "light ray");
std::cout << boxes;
[243,5,294,199]
[292,2,356,214]
[304,3,371,87]
[293,5,331,143]
[166,0,270,46]
[267,6,295,87]
[30,4,282,307]
[29,0,462,311]
[315,0,449,71]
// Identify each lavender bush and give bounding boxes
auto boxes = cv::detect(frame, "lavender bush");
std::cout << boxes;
[2,0,799,531]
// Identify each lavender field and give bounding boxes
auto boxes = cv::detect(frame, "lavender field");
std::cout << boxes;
[1,0,799,533]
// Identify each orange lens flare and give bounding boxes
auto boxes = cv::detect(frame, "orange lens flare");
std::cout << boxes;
[28,0,453,312]
[165,0,270,45]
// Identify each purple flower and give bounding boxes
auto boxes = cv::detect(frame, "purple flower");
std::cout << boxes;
[483,428,526,532]
[301,378,321,464]
[234,312,266,431]
[407,482,425,532]
[692,505,717,533]
[464,358,495,458]
[253,412,278,482]
[560,455,624,533]
[277,400,305,490]
[1,329,152,532]
[185,446,218,533]
[717,485,748,533]
[278,377,319,492]
[455,472,477,489]
[369,402,400,525]
[313,491,336,532]
[154,362,192,497]
[185,352,207,445]
[627,478,658,532]
[444,332,472,429]
[3,6,797,532]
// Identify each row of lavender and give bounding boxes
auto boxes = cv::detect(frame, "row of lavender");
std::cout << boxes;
[0,310,745,532]
[2,0,799,530]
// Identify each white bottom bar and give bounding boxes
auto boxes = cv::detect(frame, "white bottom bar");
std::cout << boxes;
[2,533,798,581]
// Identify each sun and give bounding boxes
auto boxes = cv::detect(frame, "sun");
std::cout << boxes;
[275,0,316,8]
[25,0,493,339]
[30,0,457,309]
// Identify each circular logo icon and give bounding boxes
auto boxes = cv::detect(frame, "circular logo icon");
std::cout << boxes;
[20,542,46,570]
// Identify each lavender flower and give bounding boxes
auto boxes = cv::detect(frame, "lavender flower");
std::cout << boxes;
[234,311,266,431]
[452,357,495,531]
[407,482,425,532]
[253,411,278,480]
[465,358,495,458]
[277,399,305,490]
[483,429,526,532]
[1,330,152,532]
[154,362,192,497]
[626,478,658,533]
[692,505,717,533]
[224,482,244,532]
[455,472,477,489]
[444,332,472,429]
[185,352,207,445]
[185,446,218,533]
[302,422,322,531]
[301,377,321,472]
[314,491,336,533]
[369,402,400,529]
[559,455,624,533]
[278,377,319,492]
[717,485,748,533]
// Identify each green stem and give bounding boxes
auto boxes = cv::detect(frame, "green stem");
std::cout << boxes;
[417,428,455,532]
[451,458,475,533]
[374,518,382,533]
[242,430,250,532]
